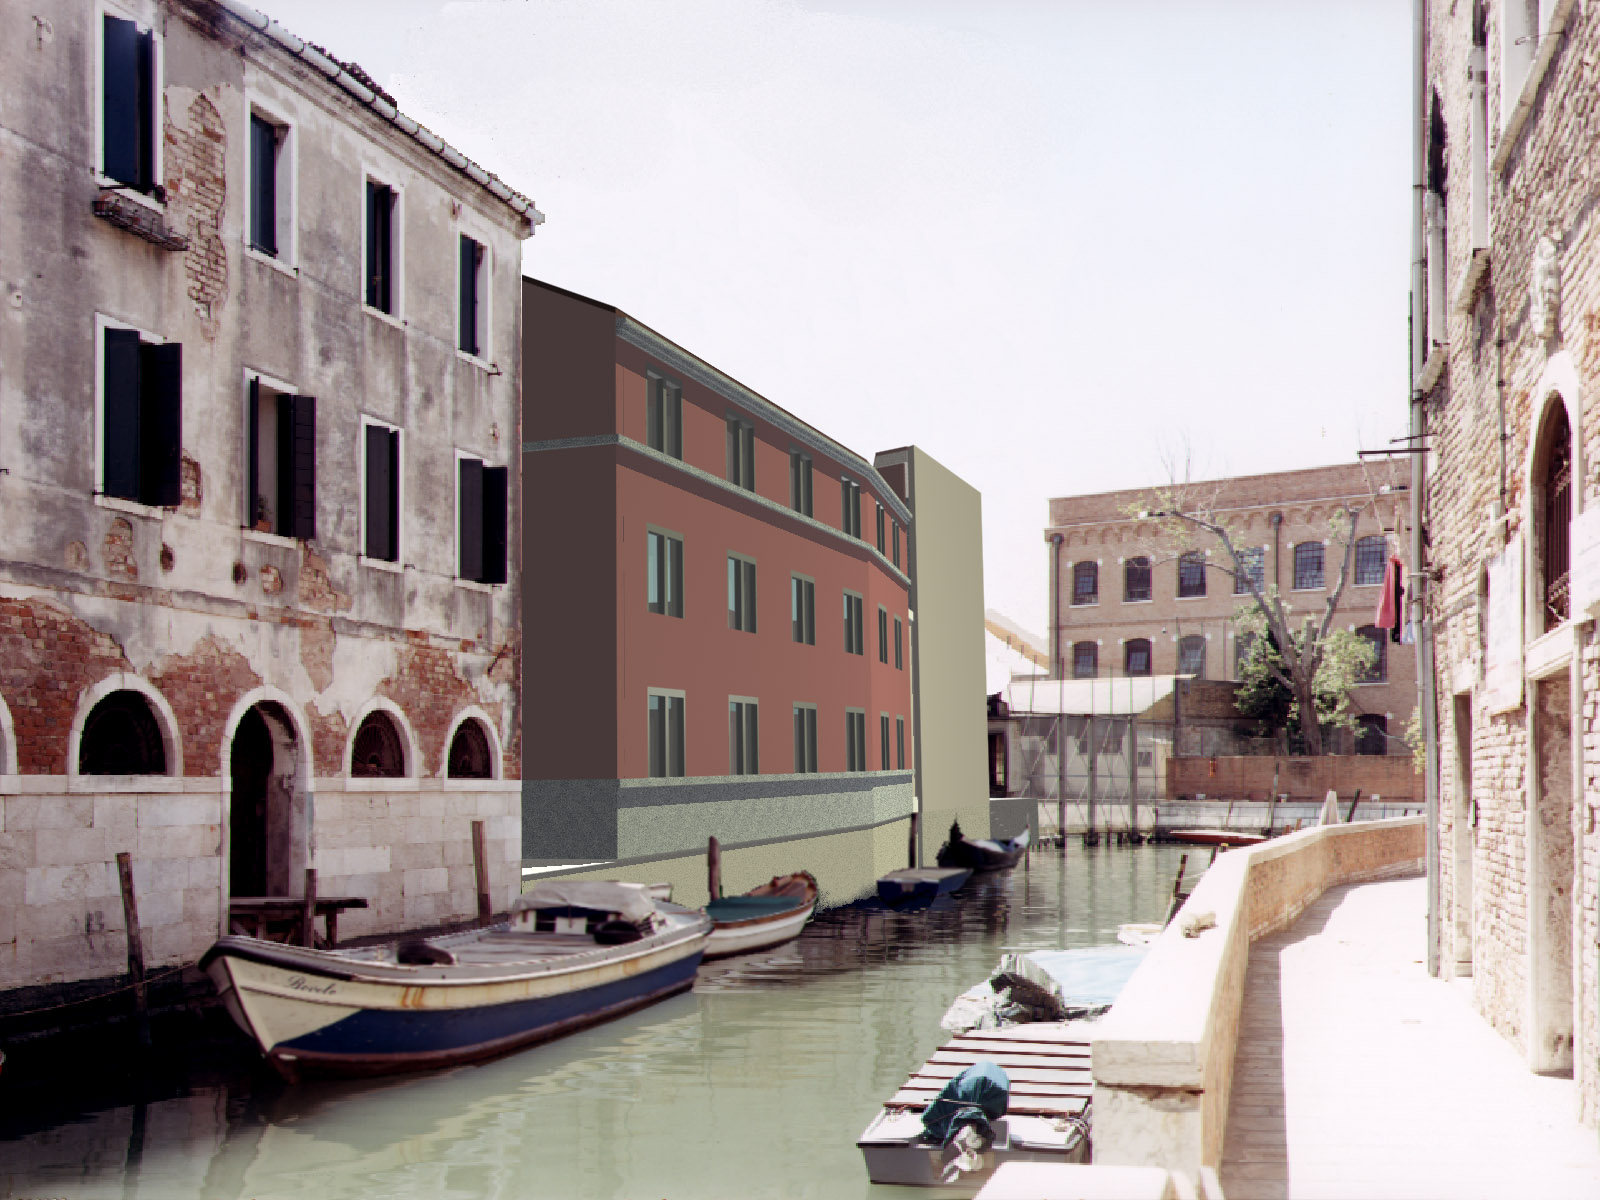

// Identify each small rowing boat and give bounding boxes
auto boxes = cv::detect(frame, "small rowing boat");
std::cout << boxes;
[201,880,710,1080]
[703,870,818,959]
[877,867,972,905]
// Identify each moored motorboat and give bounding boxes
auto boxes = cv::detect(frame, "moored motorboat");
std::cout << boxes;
[1164,828,1266,847]
[201,880,710,1081]
[703,870,818,959]
[877,867,972,905]
[936,822,1031,873]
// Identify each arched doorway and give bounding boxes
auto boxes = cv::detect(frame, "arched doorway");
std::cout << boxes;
[229,703,300,897]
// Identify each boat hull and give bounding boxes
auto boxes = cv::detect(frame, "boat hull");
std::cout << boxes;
[703,901,816,959]
[1164,828,1266,847]
[203,925,706,1079]
[877,867,972,905]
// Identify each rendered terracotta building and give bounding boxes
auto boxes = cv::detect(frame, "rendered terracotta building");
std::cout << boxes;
[522,279,918,903]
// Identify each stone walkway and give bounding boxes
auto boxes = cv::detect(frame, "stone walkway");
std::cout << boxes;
[1220,876,1600,1199]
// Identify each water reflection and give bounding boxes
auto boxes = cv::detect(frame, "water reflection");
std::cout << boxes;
[0,843,1195,1200]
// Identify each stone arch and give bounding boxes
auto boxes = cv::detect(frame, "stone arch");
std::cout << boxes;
[1522,352,1583,637]
[442,706,503,780]
[345,697,417,779]
[220,688,313,898]
[69,673,183,777]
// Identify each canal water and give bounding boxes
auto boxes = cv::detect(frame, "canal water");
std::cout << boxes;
[0,842,1195,1200]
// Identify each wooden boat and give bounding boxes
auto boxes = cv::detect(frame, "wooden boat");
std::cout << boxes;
[877,866,972,905]
[936,823,1031,873]
[1164,828,1266,847]
[200,880,710,1081]
[858,1023,1092,1189]
[703,870,818,959]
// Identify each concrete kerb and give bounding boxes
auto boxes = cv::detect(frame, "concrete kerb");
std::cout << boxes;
[1089,815,1426,1176]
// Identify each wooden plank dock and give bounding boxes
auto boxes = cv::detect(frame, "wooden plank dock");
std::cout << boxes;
[884,1023,1093,1120]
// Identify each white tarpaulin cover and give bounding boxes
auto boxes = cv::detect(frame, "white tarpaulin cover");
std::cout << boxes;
[1001,674,1179,717]
[511,880,658,923]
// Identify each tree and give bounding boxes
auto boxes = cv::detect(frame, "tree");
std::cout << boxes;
[1135,490,1379,756]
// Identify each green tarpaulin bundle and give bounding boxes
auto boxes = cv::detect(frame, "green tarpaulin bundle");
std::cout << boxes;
[920,1059,1010,1148]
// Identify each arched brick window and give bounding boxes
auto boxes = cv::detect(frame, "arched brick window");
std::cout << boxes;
[1356,625,1387,683]
[1293,542,1325,590]
[1072,561,1098,605]
[447,718,494,779]
[1124,638,1152,677]
[1177,552,1206,598]
[80,690,167,775]
[351,710,405,778]
[1124,557,1151,602]
[1540,402,1571,627]
[1177,635,1206,678]
[1072,641,1097,679]
[1354,536,1387,586]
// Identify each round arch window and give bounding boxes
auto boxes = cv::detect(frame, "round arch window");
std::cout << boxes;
[80,690,167,775]
[351,710,406,778]
[447,719,494,779]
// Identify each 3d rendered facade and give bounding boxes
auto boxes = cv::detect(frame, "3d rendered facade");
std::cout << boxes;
[0,0,536,996]
[1045,462,1416,755]
[1417,0,1599,1127]
[522,279,918,904]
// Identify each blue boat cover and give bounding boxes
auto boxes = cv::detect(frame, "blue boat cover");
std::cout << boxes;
[920,1059,1010,1148]
[1023,945,1147,1007]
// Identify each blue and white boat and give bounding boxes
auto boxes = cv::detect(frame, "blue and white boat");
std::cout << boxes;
[201,880,710,1080]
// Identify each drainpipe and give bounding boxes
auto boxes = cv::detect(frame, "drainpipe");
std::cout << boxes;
[1411,0,1442,978]
[1271,512,1283,591]
[1050,534,1064,677]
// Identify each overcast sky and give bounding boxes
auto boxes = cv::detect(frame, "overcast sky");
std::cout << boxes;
[259,0,1412,642]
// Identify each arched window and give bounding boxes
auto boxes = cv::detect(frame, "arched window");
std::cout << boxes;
[1177,635,1207,678]
[1233,547,1264,595]
[79,690,167,775]
[1177,552,1206,598]
[447,719,494,779]
[351,710,405,777]
[1356,714,1388,756]
[1124,638,1152,677]
[1293,542,1325,590]
[1072,641,1097,679]
[1540,403,1571,627]
[1124,557,1151,602]
[1072,561,1098,605]
[1354,536,1387,586]
[1356,625,1387,683]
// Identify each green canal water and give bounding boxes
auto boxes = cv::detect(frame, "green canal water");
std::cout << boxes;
[0,842,1196,1200]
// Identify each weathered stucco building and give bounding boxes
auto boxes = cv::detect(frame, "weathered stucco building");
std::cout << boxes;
[0,0,536,997]
[1417,0,1599,1128]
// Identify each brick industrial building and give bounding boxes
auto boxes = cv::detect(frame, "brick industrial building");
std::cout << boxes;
[1415,0,1598,1129]
[0,0,535,997]
[521,279,987,904]
[1044,462,1416,755]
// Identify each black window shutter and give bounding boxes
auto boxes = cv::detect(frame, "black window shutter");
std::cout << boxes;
[459,457,484,581]
[140,342,182,507]
[386,429,401,560]
[669,535,683,617]
[102,16,139,186]
[365,425,392,559]
[288,395,317,540]
[247,377,260,527]
[366,183,391,312]
[103,328,141,500]
[250,116,277,255]
[459,236,478,355]
[134,28,153,190]
[482,465,508,585]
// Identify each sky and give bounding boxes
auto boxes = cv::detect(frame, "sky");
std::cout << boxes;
[257,0,1413,642]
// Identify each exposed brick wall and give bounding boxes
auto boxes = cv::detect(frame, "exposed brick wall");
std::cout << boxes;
[0,598,131,774]
[378,641,518,780]
[147,635,262,778]
[164,90,228,329]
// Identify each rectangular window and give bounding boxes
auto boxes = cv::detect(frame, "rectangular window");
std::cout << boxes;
[1124,557,1152,602]
[459,234,487,357]
[1354,536,1386,586]
[648,692,686,778]
[362,418,401,561]
[840,478,862,537]
[845,710,867,772]
[247,378,315,538]
[102,326,181,507]
[728,555,757,632]
[793,704,818,773]
[102,13,156,192]
[1073,561,1099,605]
[1178,551,1207,598]
[1293,542,1325,590]
[1234,547,1265,595]
[892,522,901,568]
[729,699,759,775]
[726,417,755,490]
[896,716,905,770]
[1073,642,1098,679]
[647,530,684,617]
[791,575,816,644]
[647,375,683,459]
[876,504,886,553]
[365,180,396,314]
[880,713,891,771]
[790,450,813,516]
[457,455,508,584]
[248,113,285,258]
[843,592,864,655]
[894,617,903,669]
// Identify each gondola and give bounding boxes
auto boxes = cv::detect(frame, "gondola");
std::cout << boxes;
[935,821,1032,872]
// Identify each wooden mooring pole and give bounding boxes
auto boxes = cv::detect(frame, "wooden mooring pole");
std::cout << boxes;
[300,868,318,947]
[115,852,150,1047]
[472,820,492,927]
[707,835,722,901]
